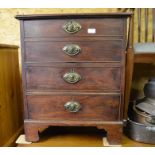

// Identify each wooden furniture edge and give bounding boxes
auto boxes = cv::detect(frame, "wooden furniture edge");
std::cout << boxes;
[2,125,24,147]
[24,120,123,145]
[124,10,134,119]
[0,44,19,49]
[134,53,155,63]
[15,12,133,20]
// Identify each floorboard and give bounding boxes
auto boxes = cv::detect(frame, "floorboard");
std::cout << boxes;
[17,126,155,147]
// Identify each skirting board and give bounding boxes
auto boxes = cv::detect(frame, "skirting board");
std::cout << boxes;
[2,125,24,147]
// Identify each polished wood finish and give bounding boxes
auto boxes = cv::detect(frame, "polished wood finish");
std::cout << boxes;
[0,45,23,146]
[25,39,123,62]
[125,48,134,119]
[16,12,133,20]
[26,64,121,91]
[27,94,120,121]
[97,123,122,145]
[24,120,123,143]
[24,19,125,37]
[16,13,131,145]
[134,53,155,63]
[124,11,134,119]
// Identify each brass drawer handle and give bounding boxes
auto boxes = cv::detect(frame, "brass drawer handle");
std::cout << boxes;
[63,70,81,84]
[63,20,82,34]
[64,101,81,112]
[63,44,81,56]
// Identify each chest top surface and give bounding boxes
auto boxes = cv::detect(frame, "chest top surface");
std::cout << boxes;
[15,12,132,20]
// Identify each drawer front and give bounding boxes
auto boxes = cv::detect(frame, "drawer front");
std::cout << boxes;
[25,40,123,62]
[25,65,121,91]
[27,94,120,121]
[24,18,124,37]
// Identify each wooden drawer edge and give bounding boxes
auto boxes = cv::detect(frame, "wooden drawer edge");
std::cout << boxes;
[24,119,123,126]
[24,36,124,41]
[26,91,121,96]
[23,62,122,67]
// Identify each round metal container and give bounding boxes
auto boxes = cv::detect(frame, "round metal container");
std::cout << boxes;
[124,118,155,144]
[133,103,155,125]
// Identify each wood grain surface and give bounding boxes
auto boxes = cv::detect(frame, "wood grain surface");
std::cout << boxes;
[17,13,131,145]
[27,94,120,121]
[23,18,125,38]
[25,65,121,91]
[24,39,123,62]
[0,45,23,146]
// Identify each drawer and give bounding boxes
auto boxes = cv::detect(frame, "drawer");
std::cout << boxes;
[24,18,124,38]
[27,94,120,121]
[25,63,121,91]
[25,40,123,62]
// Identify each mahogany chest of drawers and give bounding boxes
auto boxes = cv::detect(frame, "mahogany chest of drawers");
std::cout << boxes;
[16,13,131,145]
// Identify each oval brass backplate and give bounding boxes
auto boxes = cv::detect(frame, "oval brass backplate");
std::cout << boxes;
[63,71,81,84]
[64,101,81,112]
[63,20,82,34]
[63,44,81,56]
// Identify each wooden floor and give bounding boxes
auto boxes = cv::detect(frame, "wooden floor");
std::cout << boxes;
[17,126,155,147]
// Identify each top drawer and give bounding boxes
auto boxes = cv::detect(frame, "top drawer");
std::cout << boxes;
[23,18,125,38]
